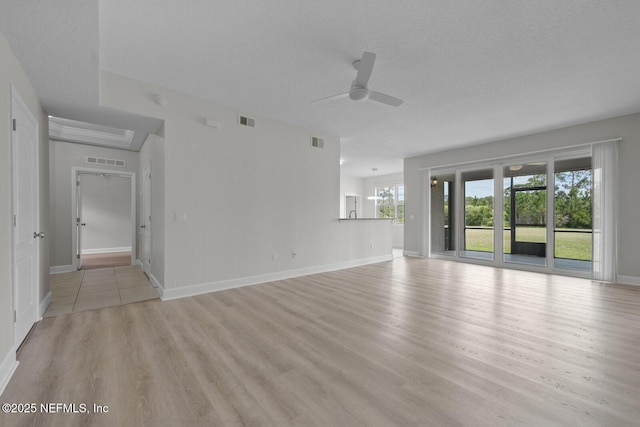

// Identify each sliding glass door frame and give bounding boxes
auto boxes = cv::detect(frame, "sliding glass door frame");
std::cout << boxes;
[428,146,594,279]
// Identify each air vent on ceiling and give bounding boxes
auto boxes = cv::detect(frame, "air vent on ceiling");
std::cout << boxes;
[311,136,324,149]
[238,115,255,128]
[86,156,126,168]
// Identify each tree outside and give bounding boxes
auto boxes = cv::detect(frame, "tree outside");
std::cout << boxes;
[463,169,592,260]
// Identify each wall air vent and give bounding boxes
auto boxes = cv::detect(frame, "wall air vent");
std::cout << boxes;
[86,156,126,168]
[238,115,255,128]
[311,136,324,149]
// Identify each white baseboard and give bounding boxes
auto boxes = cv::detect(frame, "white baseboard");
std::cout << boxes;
[135,259,143,267]
[403,251,421,257]
[82,247,132,255]
[616,275,640,286]
[39,291,52,318]
[149,274,164,299]
[50,265,75,274]
[161,254,393,301]
[0,346,19,397]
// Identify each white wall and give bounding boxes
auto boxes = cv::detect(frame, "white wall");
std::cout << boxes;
[138,133,165,286]
[100,71,393,296]
[79,173,131,252]
[0,31,49,391]
[405,112,640,282]
[49,140,139,268]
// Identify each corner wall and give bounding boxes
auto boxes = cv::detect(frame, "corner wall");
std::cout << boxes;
[100,71,392,295]
[138,133,165,288]
[404,112,640,282]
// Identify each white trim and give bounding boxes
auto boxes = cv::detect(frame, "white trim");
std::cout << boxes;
[50,265,75,274]
[617,275,640,286]
[418,139,619,172]
[161,255,393,301]
[149,274,164,298]
[81,247,132,255]
[0,346,19,397]
[135,258,143,267]
[39,291,52,318]
[403,251,422,257]
[71,167,136,270]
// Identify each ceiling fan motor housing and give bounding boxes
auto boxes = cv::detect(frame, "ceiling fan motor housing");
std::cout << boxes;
[349,84,370,102]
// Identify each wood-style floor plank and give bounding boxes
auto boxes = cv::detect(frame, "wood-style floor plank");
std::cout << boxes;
[2,257,640,426]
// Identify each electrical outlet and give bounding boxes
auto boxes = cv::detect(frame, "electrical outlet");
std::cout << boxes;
[370,242,374,248]
[272,252,277,261]
[292,250,298,258]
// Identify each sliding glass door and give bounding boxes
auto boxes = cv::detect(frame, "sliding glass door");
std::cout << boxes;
[429,147,603,278]
[503,162,547,266]
[554,157,592,271]
[430,173,455,256]
[461,169,494,260]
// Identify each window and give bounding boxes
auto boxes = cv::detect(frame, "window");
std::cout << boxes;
[375,183,404,223]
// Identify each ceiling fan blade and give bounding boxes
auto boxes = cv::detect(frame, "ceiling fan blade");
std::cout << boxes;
[309,92,349,104]
[354,51,376,88]
[369,91,403,107]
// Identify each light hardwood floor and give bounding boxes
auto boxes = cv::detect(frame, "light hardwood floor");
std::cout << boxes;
[80,251,132,270]
[2,257,640,426]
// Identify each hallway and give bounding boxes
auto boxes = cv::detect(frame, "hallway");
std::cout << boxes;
[44,266,159,317]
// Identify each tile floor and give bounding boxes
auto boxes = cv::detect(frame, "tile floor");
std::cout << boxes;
[44,266,159,317]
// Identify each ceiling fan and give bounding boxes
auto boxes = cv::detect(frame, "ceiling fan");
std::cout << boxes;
[311,51,403,107]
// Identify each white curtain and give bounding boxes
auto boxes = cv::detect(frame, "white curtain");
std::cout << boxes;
[592,140,619,282]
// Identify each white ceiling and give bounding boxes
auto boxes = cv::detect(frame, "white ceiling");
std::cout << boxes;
[3,1,640,176]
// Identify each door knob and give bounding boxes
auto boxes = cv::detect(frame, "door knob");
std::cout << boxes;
[81,223,86,226]
[140,225,146,229]
[33,232,45,239]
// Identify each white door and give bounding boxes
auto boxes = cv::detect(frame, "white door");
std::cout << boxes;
[141,164,152,275]
[11,88,40,347]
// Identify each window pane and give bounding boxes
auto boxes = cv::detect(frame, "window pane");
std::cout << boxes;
[462,169,494,260]
[554,157,592,270]
[430,174,455,254]
[397,204,404,223]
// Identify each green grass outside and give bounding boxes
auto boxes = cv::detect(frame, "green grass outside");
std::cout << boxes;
[464,227,592,260]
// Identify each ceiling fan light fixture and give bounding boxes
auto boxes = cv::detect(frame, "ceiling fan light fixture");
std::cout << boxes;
[349,86,370,102]
[310,52,402,107]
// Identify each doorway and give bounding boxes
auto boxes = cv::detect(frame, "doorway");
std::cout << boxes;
[503,162,548,266]
[72,168,136,271]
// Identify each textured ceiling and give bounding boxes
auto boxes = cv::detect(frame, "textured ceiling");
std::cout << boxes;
[0,0,162,149]
[4,1,640,176]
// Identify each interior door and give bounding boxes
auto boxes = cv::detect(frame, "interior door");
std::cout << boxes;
[141,164,152,275]
[11,88,39,346]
